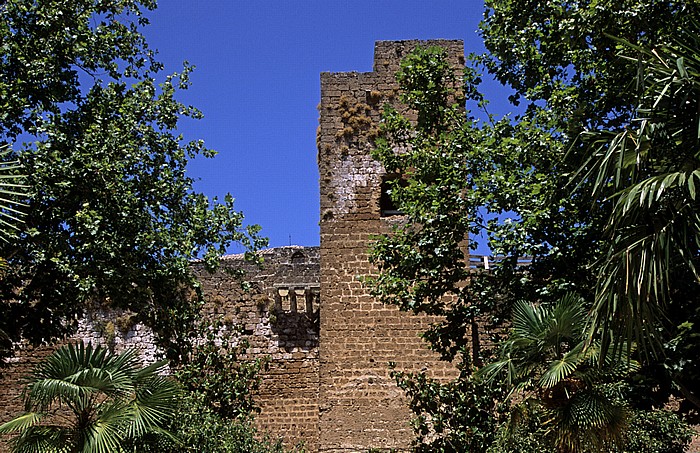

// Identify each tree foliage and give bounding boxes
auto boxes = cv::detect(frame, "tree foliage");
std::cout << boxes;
[0,0,265,357]
[368,1,700,451]
[481,0,690,130]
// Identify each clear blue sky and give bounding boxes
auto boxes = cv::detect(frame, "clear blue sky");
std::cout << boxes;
[143,1,507,251]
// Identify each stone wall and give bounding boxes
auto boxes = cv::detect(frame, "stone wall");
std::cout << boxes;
[0,344,61,434]
[317,40,464,452]
[194,246,321,451]
[0,246,321,452]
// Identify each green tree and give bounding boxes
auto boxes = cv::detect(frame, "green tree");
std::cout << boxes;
[0,342,179,453]
[481,0,692,131]
[175,316,266,421]
[0,0,265,357]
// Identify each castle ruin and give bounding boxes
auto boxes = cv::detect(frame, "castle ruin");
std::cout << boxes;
[0,40,465,453]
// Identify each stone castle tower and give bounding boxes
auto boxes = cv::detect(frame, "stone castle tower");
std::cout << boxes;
[317,40,465,452]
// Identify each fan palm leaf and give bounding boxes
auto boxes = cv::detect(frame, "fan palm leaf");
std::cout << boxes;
[127,374,180,438]
[547,387,628,453]
[0,412,43,434]
[0,341,179,453]
[540,342,585,389]
[82,402,134,453]
[9,426,72,453]
[512,299,550,341]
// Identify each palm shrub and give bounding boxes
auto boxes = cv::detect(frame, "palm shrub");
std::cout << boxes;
[488,407,694,453]
[478,294,637,453]
[0,341,179,453]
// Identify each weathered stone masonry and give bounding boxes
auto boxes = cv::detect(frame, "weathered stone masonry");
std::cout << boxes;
[317,40,465,452]
[0,40,465,453]
[194,246,321,451]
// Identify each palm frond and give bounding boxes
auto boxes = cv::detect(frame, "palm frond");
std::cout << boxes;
[547,293,587,344]
[512,300,550,341]
[82,410,127,453]
[483,293,636,451]
[476,355,519,388]
[0,412,43,434]
[9,426,72,453]
[0,144,29,243]
[127,376,179,438]
[134,359,169,380]
[25,378,96,412]
[591,206,694,357]
[539,343,585,389]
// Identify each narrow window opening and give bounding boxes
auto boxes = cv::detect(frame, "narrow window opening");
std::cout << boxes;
[290,290,298,313]
[305,290,313,314]
[278,288,290,311]
[295,288,307,313]
[291,251,305,264]
[380,174,407,217]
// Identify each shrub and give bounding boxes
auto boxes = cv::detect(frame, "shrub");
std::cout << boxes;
[620,409,694,453]
[132,316,294,452]
[133,392,287,453]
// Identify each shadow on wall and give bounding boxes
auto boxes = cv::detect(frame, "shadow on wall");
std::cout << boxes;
[269,266,320,353]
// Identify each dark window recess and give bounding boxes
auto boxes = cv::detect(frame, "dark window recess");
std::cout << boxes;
[291,251,305,263]
[380,175,407,217]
